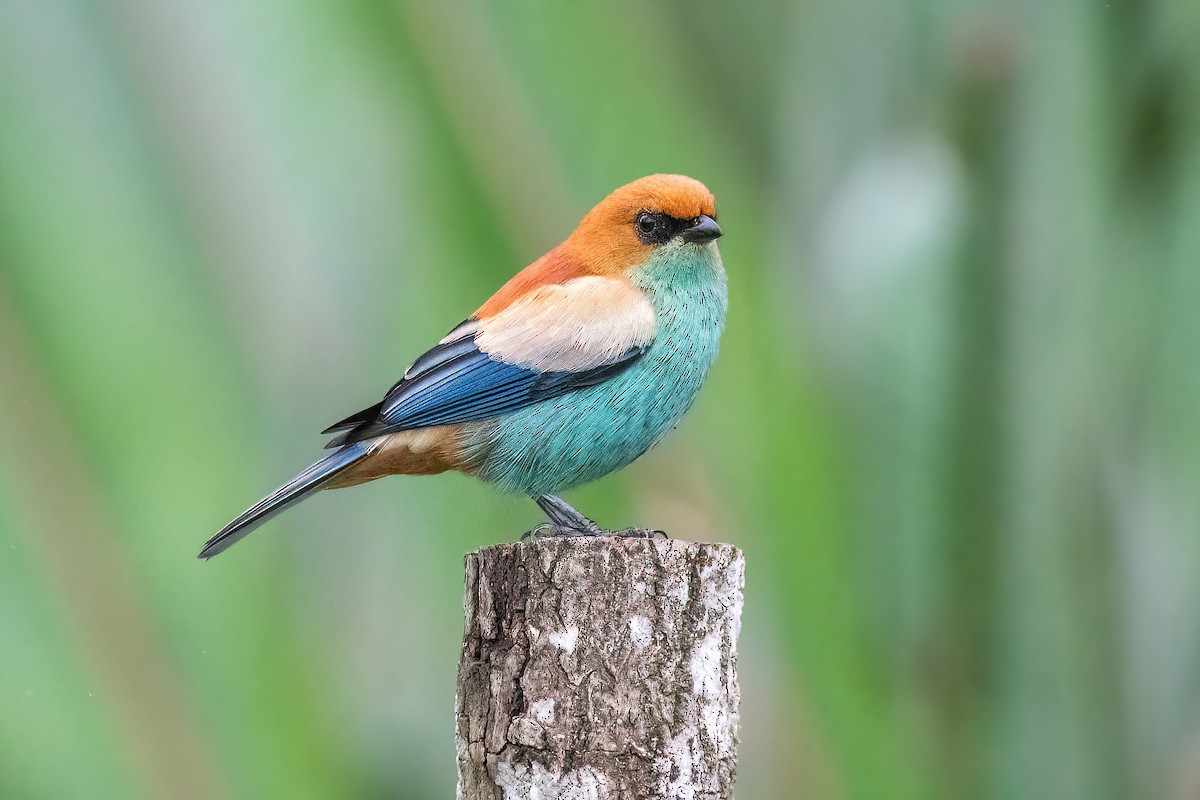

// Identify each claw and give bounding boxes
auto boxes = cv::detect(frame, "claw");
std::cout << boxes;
[526,496,669,541]
[522,523,601,540]
[614,527,668,540]
[519,525,669,541]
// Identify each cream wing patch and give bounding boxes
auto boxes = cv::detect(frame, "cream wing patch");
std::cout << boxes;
[379,428,443,454]
[475,276,656,371]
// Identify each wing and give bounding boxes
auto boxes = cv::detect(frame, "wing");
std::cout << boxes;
[323,276,657,447]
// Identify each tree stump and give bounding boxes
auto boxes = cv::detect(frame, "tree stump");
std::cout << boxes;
[455,537,744,799]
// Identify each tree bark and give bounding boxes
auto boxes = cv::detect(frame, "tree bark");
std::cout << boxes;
[456,537,744,800]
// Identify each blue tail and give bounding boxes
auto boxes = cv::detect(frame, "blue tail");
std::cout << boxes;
[199,442,370,559]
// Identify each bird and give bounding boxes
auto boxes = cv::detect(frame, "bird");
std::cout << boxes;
[200,174,727,559]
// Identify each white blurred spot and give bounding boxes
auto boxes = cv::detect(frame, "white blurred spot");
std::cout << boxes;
[628,615,653,651]
[816,139,964,340]
[548,626,578,654]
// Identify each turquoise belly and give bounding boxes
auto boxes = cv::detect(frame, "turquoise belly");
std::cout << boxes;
[463,249,726,496]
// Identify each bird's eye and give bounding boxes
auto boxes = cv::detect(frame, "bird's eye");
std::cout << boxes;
[634,211,671,245]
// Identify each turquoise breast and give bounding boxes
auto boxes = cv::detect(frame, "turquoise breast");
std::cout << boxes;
[463,246,727,497]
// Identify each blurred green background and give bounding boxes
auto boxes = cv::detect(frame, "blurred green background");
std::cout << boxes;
[2,0,1199,798]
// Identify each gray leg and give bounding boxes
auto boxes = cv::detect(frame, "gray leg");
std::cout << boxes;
[534,495,603,537]
[525,495,669,541]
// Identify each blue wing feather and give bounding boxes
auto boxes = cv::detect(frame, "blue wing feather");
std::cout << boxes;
[324,324,647,446]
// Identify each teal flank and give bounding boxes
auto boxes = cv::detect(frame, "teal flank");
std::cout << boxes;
[462,242,728,497]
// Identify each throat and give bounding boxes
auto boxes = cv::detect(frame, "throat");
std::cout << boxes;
[633,246,728,351]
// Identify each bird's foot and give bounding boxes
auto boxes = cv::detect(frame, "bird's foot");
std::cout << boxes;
[528,495,668,541]
[613,527,669,539]
[522,523,599,540]
[520,524,668,541]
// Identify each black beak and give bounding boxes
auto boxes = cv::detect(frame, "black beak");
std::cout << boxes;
[679,214,723,243]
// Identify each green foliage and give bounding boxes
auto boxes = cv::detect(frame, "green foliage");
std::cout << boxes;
[2,1,1198,797]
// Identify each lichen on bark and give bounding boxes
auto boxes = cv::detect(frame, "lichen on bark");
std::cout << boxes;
[456,538,744,800]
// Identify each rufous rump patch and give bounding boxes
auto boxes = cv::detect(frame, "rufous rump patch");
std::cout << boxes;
[325,426,467,487]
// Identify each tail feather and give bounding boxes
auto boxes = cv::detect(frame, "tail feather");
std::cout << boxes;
[199,442,371,559]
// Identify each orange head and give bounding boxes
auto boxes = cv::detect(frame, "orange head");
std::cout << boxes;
[565,174,721,277]
[476,175,722,318]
